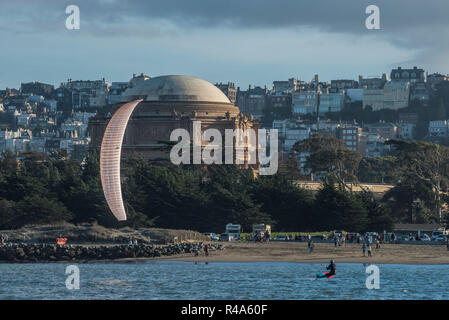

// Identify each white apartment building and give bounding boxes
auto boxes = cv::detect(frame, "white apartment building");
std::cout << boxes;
[362,88,384,111]
[338,125,362,152]
[292,90,319,115]
[397,122,415,140]
[272,119,289,138]
[383,81,410,110]
[73,111,96,124]
[283,127,310,152]
[429,120,449,137]
[346,88,363,102]
[319,92,344,114]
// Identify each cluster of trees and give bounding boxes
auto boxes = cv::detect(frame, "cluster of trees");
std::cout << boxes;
[294,134,449,225]
[1,130,448,232]
[0,151,117,229]
[0,149,396,233]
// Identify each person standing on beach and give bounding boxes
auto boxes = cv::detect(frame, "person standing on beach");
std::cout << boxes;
[391,233,396,244]
[362,243,366,256]
[194,245,199,256]
[0,234,4,246]
[204,244,209,257]
[367,243,372,257]
[334,236,338,249]
[308,240,314,254]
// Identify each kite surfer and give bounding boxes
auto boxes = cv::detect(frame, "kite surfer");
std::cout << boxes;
[326,259,336,277]
[317,259,336,279]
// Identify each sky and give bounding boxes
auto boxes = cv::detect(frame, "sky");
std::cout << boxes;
[1,0,449,89]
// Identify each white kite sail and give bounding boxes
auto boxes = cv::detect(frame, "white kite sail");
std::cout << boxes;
[100,99,143,221]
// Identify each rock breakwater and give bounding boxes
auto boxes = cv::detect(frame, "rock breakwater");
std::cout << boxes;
[0,242,224,263]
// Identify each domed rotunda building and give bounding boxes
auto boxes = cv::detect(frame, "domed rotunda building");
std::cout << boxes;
[90,74,259,169]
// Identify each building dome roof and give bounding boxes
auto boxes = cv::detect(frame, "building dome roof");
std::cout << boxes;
[121,75,231,104]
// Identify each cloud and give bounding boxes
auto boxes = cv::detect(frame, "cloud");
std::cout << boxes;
[3,1,449,49]
[1,0,448,88]
[3,0,449,33]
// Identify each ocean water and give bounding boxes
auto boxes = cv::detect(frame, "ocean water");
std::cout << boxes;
[0,261,447,300]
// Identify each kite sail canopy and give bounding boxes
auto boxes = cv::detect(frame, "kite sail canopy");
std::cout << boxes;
[100,99,143,221]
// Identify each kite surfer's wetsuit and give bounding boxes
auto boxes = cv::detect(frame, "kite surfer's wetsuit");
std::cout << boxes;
[326,261,336,278]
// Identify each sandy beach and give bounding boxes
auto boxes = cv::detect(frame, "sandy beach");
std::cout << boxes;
[157,241,449,265]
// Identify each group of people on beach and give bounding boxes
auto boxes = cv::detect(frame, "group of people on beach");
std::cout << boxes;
[362,242,372,257]
[361,235,382,257]
[304,231,385,258]
[253,230,271,243]
[193,243,209,257]
[333,234,345,248]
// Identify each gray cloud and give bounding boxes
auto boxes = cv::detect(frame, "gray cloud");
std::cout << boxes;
[1,0,449,76]
[3,0,449,32]
[74,0,449,33]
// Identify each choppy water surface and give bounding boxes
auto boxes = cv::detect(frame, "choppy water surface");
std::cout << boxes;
[0,261,447,300]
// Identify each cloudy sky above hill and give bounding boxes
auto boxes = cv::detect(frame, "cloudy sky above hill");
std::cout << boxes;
[1,0,448,88]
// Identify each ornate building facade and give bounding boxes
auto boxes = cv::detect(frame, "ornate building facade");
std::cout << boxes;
[90,75,259,170]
